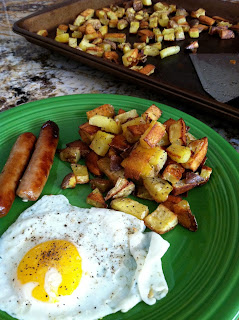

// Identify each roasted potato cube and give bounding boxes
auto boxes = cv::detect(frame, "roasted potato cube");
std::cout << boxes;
[109,134,131,153]
[169,118,187,145]
[139,64,156,76]
[130,21,140,33]
[37,29,48,37]
[86,188,107,208]
[104,33,126,43]
[74,14,85,26]
[105,177,135,200]
[143,45,161,56]
[71,164,89,184]
[142,0,152,6]
[159,46,180,59]
[144,204,178,234]
[175,26,185,40]
[158,131,170,147]
[166,143,191,163]
[140,120,166,148]
[79,37,95,51]
[171,179,197,196]
[86,104,115,119]
[61,173,77,189]
[121,145,155,180]
[182,137,208,171]
[55,33,69,43]
[121,117,145,136]
[161,163,185,184]
[136,184,154,200]
[117,19,129,30]
[79,122,100,144]
[191,8,205,18]
[143,176,173,203]
[66,139,90,157]
[86,47,104,57]
[162,194,182,212]
[90,131,114,156]
[122,48,139,67]
[199,15,215,26]
[59,147,81,163]
[110,198,149,220]
[199,165,212,184]
[90,178,113,193]
[85,151,102,176]
[103,51,119,63]
[125,123,149,143]
[81,8,94,20]
[149,147,167,174]
[189,27,199,38]
[153,28,163,42]
[186,132,197,144]
[97,157,125,184]
[68,37,78,48]
[89,115,121,134]
[173,200,198,231]
[114,109,138,124]
[142,104,162,122]
[71,30,83,38]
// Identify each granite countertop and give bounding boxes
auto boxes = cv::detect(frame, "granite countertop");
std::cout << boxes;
[0,0,239,152]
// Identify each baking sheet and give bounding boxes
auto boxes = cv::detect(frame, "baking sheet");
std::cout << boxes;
[12,0,239,121]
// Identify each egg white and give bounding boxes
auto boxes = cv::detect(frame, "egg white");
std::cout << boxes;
[0,195,169,320]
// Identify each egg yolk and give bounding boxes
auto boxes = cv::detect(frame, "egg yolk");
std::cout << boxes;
[17,240,82,303]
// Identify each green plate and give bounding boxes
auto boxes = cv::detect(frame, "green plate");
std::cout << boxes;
[0,94,238,320]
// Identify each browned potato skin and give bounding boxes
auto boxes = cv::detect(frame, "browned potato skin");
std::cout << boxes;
[183,137,208,172]
[171,179,198,196]
[173,201,198,231]
[90,178,113,193]
[162,195,182,212]
[109,134,131,153]
[141,104,162,122]
[87,188,107,208]
[85,151,102,176]
[61,173,77,189]
[79,122,100,144]
[66,139,90,157]
[97,157,125,184]
[86,104,115,120]
[0,133,37,217]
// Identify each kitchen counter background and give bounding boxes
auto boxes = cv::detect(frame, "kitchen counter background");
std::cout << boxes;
[0,0,238,152]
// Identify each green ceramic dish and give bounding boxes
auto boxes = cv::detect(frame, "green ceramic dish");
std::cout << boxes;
[0,94,238,320]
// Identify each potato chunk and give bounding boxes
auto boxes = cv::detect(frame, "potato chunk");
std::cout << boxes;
[86,188,107,208]
[71,164,89,184]
[59,147,81,163]
[166,143,191,163]
[61,173,77,189]
[173,200,198,231]
[141,104,162,122]
[86,104,115,119]
[79,122,100,144]
[85,151,102,176]
[97,157,125,184]
[140,121,166,148]
[90,131,114,156]
[114,109,138,124]
[182,137,208,171]
[168,118,187,145]
[144,204,178,234]
[105,178,135,200]
[110,198,149,220]
[161,163,185,184]
[90,178,113,193]
[89,115,121,134]
[143,176,173,202]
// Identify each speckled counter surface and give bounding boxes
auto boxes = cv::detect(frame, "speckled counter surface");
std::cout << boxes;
[0,0,239,152]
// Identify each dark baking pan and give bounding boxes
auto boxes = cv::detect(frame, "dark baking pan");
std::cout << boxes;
[13,0,239,121]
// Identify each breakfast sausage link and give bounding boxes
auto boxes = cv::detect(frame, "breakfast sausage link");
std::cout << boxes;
[0,132,37,217]
[16,120,59,201]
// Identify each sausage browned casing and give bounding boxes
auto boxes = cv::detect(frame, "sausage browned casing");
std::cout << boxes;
[16,120,59,201]
[0,132,37,217]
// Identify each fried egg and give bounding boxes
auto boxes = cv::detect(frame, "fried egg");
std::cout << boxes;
[0,195,169,320]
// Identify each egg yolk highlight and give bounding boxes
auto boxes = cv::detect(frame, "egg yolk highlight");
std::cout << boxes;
[17,240,82,303]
